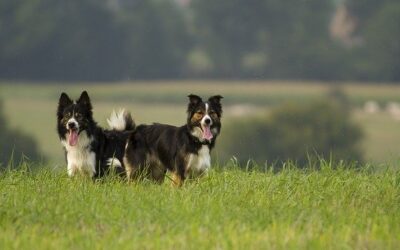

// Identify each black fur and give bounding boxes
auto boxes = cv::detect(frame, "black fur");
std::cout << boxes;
[57,91,134,178]
[124,94,223,185]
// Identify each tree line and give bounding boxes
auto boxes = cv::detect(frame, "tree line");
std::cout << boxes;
[0,0,398,82]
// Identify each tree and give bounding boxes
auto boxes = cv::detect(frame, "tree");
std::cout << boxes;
[346,0,400,81]
[362,3,400,81]
[0,0,191,81]
[116,0,192,79]
[190,0,337,79]
[345,0,397,34]
[190,0,267,77]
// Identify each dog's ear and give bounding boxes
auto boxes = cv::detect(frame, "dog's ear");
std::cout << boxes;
[77,91,92,110]
[188,94,202,105]
[187,94,203,112]
[209,95,223,115]
[208,95,223,104]
[58,93,73,109]
[57,93,73,119]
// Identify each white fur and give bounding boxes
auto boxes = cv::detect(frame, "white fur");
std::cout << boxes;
[201,114,212,126]
[191,127,203,141]
[107,158,122,169]
[191,103,213,142]
[66,117,79,130]
[201,103,213,126]
[186,145,211,178]
[61,131,96,177]
[107,109,127,131]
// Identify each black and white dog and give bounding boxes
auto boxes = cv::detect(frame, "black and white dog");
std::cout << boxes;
[124,94,222,186]
[57,91,134,178]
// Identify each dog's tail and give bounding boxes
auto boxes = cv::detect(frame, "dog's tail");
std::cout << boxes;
[107,109,135,131]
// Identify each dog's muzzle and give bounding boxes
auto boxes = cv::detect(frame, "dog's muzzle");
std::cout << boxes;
[66,119,79,146]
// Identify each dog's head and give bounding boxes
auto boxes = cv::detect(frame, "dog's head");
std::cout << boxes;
[57,91,95,146]
[187,94,223,144]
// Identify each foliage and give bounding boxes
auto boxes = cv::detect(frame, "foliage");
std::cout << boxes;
[0,0,190,81]
[361,3,400,81]
[116,0,192,79]
[345,0,397,34]
[220,99,363,166]
[190,0,268,77]
[0,100,44,168]
[345,0,400,81]
[190,0,337,79]
[0,0,399,81]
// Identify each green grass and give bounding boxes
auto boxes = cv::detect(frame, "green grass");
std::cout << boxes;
[1,81,399,249]
[0,165,399,249]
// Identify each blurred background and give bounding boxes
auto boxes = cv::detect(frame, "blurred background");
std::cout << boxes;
[0,0,399,169]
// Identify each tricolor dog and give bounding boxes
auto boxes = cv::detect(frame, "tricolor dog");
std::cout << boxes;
[57,91,134,178]
[124,94,223,186]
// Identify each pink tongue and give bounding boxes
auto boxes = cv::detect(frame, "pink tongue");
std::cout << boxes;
[203,126,213,141]
[68,130,78,146]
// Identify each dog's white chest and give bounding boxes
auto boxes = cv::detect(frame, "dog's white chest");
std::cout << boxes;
[61,132,96,177]
[186,145,211,177]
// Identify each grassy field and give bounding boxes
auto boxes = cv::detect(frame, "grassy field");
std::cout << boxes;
[1,81,400,165]
[1,81,400,249]
[0,165,399,249]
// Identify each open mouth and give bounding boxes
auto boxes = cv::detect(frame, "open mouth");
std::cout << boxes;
[68,128,79,146]
[201,124,213,141]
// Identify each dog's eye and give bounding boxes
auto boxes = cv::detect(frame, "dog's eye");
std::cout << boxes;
[195,112,204,118]
[193,111,204,121]
[75,113,81,118]
[210,111,218,118]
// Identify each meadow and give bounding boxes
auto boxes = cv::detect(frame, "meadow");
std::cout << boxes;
[1,81,400,249]
[0,164,399,249]
[1,81,400,165]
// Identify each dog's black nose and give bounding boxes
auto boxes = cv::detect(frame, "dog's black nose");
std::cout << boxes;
[204,118,211,125]
[68,122,76,129]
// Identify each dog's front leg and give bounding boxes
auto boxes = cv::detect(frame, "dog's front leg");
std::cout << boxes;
[171,161,185,187]
[171,172,184,187]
